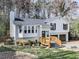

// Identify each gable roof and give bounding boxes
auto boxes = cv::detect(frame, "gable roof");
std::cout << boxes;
[14,17,69,25]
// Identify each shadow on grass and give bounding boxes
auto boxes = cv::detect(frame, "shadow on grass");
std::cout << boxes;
[0,46,15,52]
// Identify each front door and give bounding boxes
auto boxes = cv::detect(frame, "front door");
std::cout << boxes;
[42,31,45,37]
[42,31,49,37]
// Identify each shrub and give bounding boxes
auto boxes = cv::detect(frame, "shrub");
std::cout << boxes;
[16,39,29,46]
[28,40,33,46]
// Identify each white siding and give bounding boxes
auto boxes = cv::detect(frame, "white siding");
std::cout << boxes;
[49,18,69,33]
[10,11,15,38]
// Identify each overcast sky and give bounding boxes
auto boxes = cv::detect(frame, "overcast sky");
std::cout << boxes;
[76,0,79,5]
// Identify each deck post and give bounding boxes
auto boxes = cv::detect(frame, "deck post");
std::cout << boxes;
[58,34,60,40]
[14,25,18,46]
[66,33,68,42]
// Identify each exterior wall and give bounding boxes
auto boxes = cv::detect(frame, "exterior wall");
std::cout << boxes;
[47,18,69,41]
[10,11,15,38]
[49,19,69,33]
[18,25,41,39]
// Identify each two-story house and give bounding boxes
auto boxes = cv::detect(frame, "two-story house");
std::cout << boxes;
[10,11,69,45]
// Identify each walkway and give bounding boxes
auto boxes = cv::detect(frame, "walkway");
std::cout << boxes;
[0,51,36,59]
[62,40,79,51]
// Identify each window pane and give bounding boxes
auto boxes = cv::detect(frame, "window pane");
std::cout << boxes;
[24,26,27,33]
[63,24,68,30]
[36,26,37,33]
[46,31,49,37]
[42,31,45,37]
[19,26,22,33]
[32,26,34,33]
[50,23,52,26]
[24,30,27,33]
[28,26,30,33]
[28,30,30,33]
[50,23,56,30]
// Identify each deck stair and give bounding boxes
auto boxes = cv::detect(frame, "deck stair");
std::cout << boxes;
[40,36,62,48]
[50,36,62,46]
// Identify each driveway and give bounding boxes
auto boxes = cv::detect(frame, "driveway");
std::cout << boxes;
[62,41,79,51]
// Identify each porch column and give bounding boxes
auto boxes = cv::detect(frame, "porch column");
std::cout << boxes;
[66,33,68,42]
[40,25,42,37]
[34,25,36,33]
[58,34,60,39]
[22,25,24,38]
[27,25,28,34]
[14,25,18,45]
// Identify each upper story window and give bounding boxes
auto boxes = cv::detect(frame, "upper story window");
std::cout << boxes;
[19,25,22,33]
[24,26,27,33]
[50,23,56,30]
[63,24,68,30]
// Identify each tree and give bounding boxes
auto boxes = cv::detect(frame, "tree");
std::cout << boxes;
[14,0,31,18]
[49,0,78,19]
[0,0,13,36]
[70,20,79,37]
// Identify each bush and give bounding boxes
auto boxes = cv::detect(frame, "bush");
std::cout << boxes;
[16,39,29,46]
[4,39,14,45]
[28,40,33,46]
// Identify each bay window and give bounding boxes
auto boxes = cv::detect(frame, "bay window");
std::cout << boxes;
[28,26,30,33]
[32,26,34,33]
[24,26,27,33]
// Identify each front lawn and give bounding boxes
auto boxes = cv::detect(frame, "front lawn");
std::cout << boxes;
[0,46,79,59]
[22,48,79,59]
[0,46,15,52]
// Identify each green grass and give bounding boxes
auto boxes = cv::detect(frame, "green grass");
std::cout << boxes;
[20,48,79,59]
[0,45,79,59]
[0,46,15,52]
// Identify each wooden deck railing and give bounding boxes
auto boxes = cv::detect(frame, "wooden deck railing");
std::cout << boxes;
[40,36,62,47]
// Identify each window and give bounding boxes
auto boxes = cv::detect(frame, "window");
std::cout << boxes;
[24,26,27,33]
[28,26,30,33]
[42,31,45,37]
[46,31,49,37]
[45,22,47,24]
[19,26,22,33]
[36,26,37,33]
[32,26,34,33]
[63,24,68,30]
[50,23,56,30]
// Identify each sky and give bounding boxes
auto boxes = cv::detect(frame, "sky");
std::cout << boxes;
[66,0,79,19]
[76,0,79,5]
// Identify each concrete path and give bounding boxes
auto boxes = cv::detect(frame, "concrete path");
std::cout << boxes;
[62,41,79,51]
[0,51,36,59]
